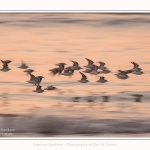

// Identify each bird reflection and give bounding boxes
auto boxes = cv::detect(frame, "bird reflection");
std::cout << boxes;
[102,96,110,102]
[86,96,96,103]
[72,97,80,102]
[132,94,143,102]
[1,93,10,106]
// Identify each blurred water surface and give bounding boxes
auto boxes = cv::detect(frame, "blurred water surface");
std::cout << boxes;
[0,13,150,137]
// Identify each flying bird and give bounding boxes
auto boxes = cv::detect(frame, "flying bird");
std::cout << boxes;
[0,59,12,72]
[33,85,44,93]
[132,68,144,75]
[96,76,108,83]
[131,61,141,71]
[70,60,82,70]
[84,58,94,68]
[114,70,129,79]
[61,67,74,76]
[18,60,28,69]
[78,72,89,83]
[24,69,36,83]
[90,65,100,75]
[98,61,107,70]
[34,76,44,85]
[49,63,66,76]
[44,85,57,90]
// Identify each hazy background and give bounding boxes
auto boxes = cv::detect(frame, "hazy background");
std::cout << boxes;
[0,13,150,137]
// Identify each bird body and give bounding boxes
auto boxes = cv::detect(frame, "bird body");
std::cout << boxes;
[115,72,129,79]
[99,69,111,74]
[61,67,74,76]
[44,85,57,90]
[98,61,107,70]
[96,76,108,83]
[132,70,144,75]
[33,85,44,93]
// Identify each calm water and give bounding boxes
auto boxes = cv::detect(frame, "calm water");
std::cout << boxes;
[0,13,150,137]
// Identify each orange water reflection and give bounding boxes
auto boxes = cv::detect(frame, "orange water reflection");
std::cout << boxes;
[0,13,150,136]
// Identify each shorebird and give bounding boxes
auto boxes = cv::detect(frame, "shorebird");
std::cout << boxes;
[70,60,82,70]
[99,69,111,74]
[44,85,57,90]
[84,58,94,68]
[18,60,28,69]
[24,69,44,85]
[132,68,144,75]
[114,70,129,79]
[55,63,66,74]
[90,65,100,75]
[78,72,89,83]
[33,85,44,93]
[61,67,74,76]
[49,63,66,76]
[49,67,59,76]
[131,61,141,71]
[24,69,36,83]
[0,60,11,72]
[98,61,107,70]
[34,76,44,85]
[0,65,11,72]
[96,76,108,83]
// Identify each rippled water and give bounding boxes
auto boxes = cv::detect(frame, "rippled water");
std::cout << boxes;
[0,13,150,137]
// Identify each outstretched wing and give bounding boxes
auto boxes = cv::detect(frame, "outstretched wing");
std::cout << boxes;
[1,60,11,67]
[79,72,87,80]
[71,60,79,66]
[85,58,94,65]
[131,61,139,68]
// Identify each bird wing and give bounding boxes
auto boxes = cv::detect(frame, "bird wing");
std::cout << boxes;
[21,59,26,65]
[85,58,94,65]
[79,72,87,80]
[71,60,79,66]
[100,61,105,65]
[131,61,139,68]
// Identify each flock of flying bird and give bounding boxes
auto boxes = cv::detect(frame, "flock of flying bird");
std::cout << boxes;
[0,58,144,93]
